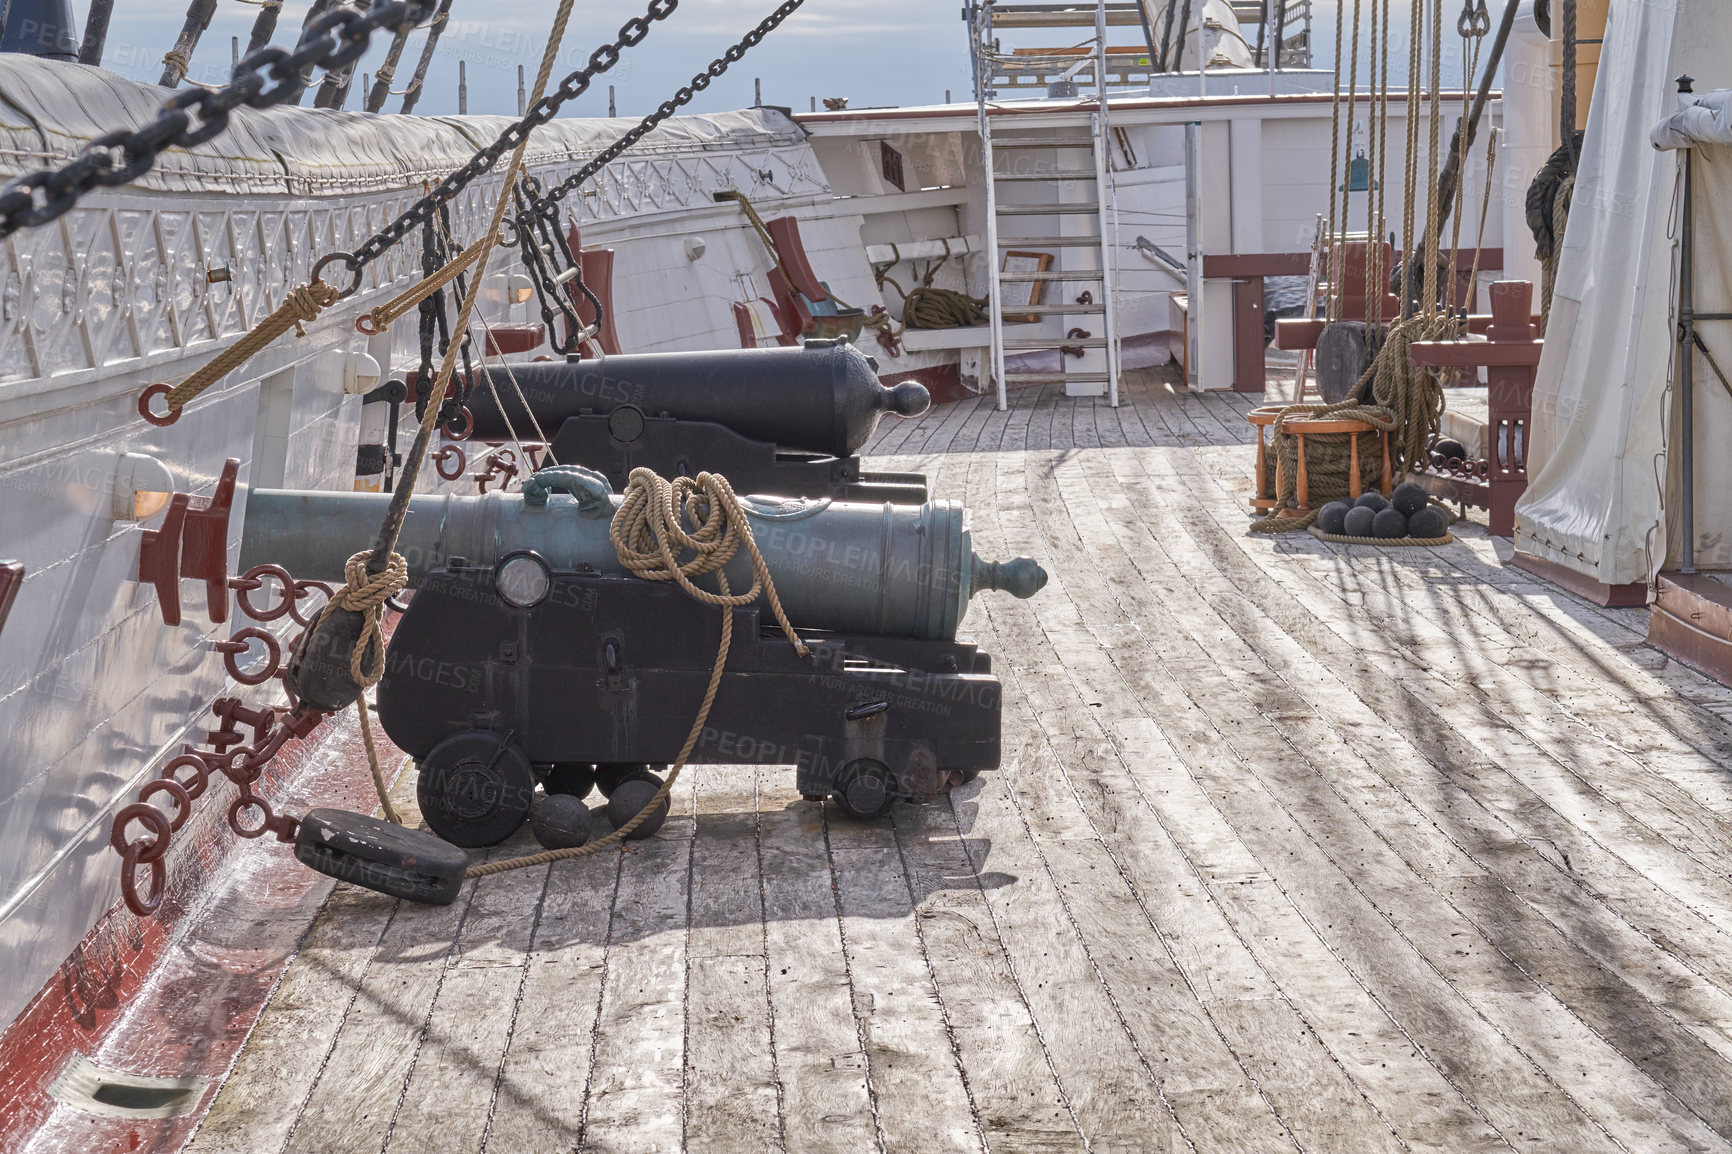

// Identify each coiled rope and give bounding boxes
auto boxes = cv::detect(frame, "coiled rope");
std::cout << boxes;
[467,467,810,877]
[876,240,990,331]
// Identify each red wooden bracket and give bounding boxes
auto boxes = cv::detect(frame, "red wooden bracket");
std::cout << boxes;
[0,561,22,640]
[139,493,191,627]
[182,459,240,624]
[140,458,240,627]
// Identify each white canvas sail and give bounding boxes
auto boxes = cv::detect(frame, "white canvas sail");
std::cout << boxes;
[1515,0,1732,584]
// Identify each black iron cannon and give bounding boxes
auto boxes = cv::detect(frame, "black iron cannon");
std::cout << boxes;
[242,471,1045,864]
[459,338,932,502]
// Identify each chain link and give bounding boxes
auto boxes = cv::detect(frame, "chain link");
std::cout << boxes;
[0,0,438,239]
[328,0,684,295]
[533,0,807,213]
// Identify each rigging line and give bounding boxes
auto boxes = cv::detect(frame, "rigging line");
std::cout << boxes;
[431,217,548,470]
[1398,0,1422,316]
[1447,5,1484,301]
[1324,0,1346,323]
[364,0,579,575]
[1370,0,1391,314]
[1422,0,1446,315]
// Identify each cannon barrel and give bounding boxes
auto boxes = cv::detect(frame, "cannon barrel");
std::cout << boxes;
[463,341,930,459]
[241,484,1045,642]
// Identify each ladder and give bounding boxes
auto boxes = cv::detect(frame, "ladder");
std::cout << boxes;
[973,1,1125,409]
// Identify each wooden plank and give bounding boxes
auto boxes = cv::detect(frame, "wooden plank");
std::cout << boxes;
[982,446,1497,1151]
[577,774,697,1154]
[481,842,621,1152]
[1004,446,1633,1150]
[891,800,1085,1150]
[757,776,880,1153]
[685,765,780,1154]
[1100,448,1732,1147]
[386,847,550,1153]
[186,886,395,1153]
[280,875,474,1152]
[826,815,984,1153]
[954,444,1283,1151]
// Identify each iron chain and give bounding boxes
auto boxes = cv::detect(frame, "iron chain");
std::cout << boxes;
[328,0,683,295]
[0,0,438,238]
[531,0,807,213]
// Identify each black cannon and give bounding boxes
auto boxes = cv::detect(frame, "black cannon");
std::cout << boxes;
[460,338,932,503]
[245,477,1047,867]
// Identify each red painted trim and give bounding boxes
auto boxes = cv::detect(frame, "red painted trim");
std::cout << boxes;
[1651,574,1732,686]
[732,301,758,349]
[765,216,829,303]
[0,628,410,1153]
[1205,253,1310,278]
[1511,551,1650,608]
[485,323,547,357]
[884,362,969,406]
[0,560,21,639]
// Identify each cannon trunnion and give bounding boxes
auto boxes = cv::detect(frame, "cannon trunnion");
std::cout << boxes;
[379,563,1001,845]
[465,340,933,503]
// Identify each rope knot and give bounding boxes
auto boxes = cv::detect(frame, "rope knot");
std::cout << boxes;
[286,282,340,338]
[323,550,408,689]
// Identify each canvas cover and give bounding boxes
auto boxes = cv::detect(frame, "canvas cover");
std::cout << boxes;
[1515,0,1732,583]
[0,55,805,193]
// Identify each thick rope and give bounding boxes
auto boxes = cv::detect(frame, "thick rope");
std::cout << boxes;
[467,467,811,876]
[1249,401,1398,533]
[312,549,409,825]
[358,0,579,825]
[163,282,339,416]
[360,235,489,334]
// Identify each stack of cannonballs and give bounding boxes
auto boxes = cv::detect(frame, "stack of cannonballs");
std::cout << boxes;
[527,764,671,850]
[1314,481,1449,542]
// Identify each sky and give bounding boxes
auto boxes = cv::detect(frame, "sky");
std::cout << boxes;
[86,1,1489,119]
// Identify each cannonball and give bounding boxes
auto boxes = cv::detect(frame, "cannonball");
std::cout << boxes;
[1391,481,1430,516]
[529,793,596,851]
[1353,491,1389,512]
[1408,506,1448,539]
[1316,501,1352,535]
[1342,505,1377,537]
[606,776,669,840]
[1430,437,1468,462]
[1372,507,1409,539]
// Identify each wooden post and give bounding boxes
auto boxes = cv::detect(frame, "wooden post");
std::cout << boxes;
[1408,280,1543,536]
[159,0,217,87]
[77,0,113,65]
[365,23,414,113]
[243,0,283,56]
[398,0,453,114]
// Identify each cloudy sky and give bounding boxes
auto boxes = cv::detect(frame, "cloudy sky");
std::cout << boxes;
[91,1,1483,118]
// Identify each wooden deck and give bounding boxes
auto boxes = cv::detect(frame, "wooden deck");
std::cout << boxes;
[187,373,1732,1153]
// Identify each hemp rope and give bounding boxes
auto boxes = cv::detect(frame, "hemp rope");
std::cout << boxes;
[1324,0,1347,323]
[467,468,811,877]
[360,235,490,334]
[308,550,410,824]
[1249,401,1398,533]
[356,0,580,823]
[879,243,990,331]
[162,282,339,417]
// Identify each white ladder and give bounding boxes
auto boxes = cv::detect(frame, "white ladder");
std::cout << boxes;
[973,1,1123,410]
